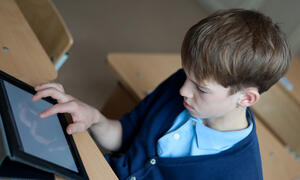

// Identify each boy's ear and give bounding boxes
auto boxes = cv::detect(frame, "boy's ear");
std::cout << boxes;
[238,87,260,107]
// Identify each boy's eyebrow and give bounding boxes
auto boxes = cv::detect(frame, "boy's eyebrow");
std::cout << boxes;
[189,78,211,92]
[183,69,211,92]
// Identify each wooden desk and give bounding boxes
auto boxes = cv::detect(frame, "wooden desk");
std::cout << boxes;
[0,0,117,179]
[105,53,300,180]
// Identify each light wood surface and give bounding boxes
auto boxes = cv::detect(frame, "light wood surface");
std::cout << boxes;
[255,117,300,180]
[0,0,57,86]
[280,57,300,105]
[253,83,300,154]
[72,131,118,180]
[0,0,117,179]
[15,0,73,65]
[107,53,182,100]
[106,52,300,180]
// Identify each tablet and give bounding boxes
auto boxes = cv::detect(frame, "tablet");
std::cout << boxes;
[0,70,89,180]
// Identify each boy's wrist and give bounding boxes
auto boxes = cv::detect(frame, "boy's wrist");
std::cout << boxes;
[92,109,106,125]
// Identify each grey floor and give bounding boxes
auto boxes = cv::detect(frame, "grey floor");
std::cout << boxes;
[51,0,208,109]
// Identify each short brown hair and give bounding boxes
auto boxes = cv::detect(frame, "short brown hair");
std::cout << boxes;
[181,9,291,94]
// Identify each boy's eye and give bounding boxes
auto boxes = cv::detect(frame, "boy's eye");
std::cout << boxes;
[197,86,207,93]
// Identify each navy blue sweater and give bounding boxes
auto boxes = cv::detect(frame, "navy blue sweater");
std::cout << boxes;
[105,69,263,180]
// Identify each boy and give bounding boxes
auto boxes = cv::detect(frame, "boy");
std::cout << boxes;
[33,9,291,180]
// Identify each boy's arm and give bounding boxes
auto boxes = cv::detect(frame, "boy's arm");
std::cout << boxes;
[88,114,122,151]
[32,83,122,152]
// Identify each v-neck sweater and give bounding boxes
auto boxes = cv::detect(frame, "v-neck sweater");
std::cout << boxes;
[105,69,263,180]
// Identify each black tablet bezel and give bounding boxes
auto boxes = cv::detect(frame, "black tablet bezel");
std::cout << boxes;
[0,70,89,180]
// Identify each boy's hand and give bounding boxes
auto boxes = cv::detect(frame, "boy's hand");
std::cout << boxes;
[32,83,101,134]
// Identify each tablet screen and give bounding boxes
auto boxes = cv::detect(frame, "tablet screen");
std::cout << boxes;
[3,80,78,173]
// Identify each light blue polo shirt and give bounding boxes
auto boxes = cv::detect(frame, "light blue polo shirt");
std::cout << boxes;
[157,109,253,157]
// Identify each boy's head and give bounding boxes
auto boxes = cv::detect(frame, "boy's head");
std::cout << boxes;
[180,9,291,121]
[181,9,291,95]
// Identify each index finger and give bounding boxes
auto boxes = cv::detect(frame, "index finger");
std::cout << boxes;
[40,101,78,118]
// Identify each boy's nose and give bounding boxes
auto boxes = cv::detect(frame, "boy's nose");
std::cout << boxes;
[180,80,193,99]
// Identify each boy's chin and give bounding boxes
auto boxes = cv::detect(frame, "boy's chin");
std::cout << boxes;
[188,110,202,119]
[188,110,210,119]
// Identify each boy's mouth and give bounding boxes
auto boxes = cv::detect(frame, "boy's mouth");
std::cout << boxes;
[183,101,193,110]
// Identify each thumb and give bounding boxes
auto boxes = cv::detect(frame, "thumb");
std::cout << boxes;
[66,122,86,134]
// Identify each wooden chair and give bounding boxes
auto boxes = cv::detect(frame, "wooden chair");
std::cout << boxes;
[15,0,73,70]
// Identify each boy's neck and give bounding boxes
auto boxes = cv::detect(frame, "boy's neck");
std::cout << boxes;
[203,108,249,132]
